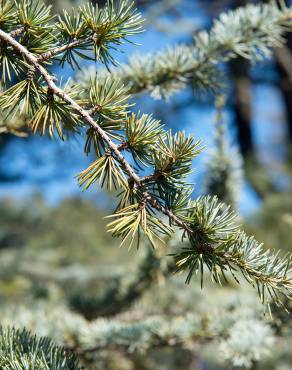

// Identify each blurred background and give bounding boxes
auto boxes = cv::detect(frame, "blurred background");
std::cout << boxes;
[0,0,292,369]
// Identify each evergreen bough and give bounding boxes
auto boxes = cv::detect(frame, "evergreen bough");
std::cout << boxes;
[0,0,291,325]
[0,326,79,369]
[78,1,292,99]
[0,292,277,369]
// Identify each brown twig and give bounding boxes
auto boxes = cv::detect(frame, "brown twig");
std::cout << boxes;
[87,103,102,116]
[140,171,161,183]
[37,35,95,62]
[10,26,28,38]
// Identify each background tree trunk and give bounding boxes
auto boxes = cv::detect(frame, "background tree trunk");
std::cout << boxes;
[229,57,253,159]
[275,33,292,143]
[229,0,254,160]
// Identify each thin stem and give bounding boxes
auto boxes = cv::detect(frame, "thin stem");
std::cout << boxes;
[116,141,128,151]
[87,103,102,116]
[37,35,94,62]
[147,195,193,233]
[140,172,162,184]
[10,26,28,38]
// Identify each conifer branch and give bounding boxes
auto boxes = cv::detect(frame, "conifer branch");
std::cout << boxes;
[0,27,141,181]
[0,27,192,232]
[79,1,292,99]
[0,0,291,305]
[0,327,79,369]
[0,296,276,368]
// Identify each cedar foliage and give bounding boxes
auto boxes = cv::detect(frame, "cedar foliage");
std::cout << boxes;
[0,0,291,366]
[0,0,291,305]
